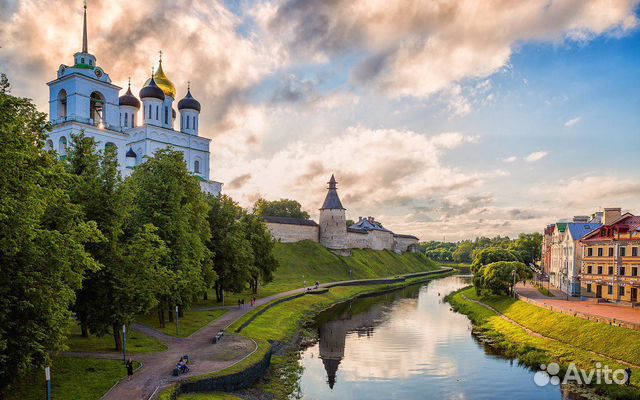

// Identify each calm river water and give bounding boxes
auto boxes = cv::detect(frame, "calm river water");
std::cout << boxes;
[298,275,583,400]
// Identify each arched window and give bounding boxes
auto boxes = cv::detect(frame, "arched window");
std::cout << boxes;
[45,139,54,151]
[81,57,85,64]
[105,142,117,153]
[59,136,68,157]
[89,91,105,125]
[194,160,201,174]
[132,113,136,128]
[186,115,190,129]
[181,115,184,130]
[148,104,152,119]
[57,90,67,119]
[155,106,159,120]
[164,107,168,124]
[124,113,128,127]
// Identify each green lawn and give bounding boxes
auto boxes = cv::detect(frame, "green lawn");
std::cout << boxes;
[7,357,138,400]
[66,323,167,353]
[448,288,640,399]
[179,394,242,399]
[194,241,439,307]
[136,309,228,338]
[535,284,555,297]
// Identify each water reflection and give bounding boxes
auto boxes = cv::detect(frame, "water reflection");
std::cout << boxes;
[299,275,585,400]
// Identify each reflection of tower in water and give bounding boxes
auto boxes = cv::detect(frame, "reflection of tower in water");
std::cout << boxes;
[318,300,389,389]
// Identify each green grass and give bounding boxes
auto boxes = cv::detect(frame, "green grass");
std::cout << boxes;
[7,357,138,400]
[194,241,439,307]
[66,323,167,353]
[178,393,243,399]
[136,309,228,338]
[534,285,555,297]
[447,287,640,399]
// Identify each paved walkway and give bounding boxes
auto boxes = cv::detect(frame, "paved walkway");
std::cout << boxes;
[100,269,450,399]
[516,283,640,325]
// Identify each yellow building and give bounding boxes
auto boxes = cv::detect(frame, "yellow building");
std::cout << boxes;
[579,208,640,304]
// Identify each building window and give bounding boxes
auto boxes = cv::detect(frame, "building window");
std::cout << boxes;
[89,91,105,124]
[59,136,68,156]
[587,265,592,274]
[620,247,627,257]
[619,286,625,296]
[586,284,592,293]
[608,286,613,295]
[194,160,201,174]
[597,266,603,274]
[633,267,638,276]
[620,267,626,276]
[155,106,159,120]
[57,89,67,119]
[633,247,638,257]
[124,112,128,127]
[587,247,593,257]
[148,104,152,119]
[186,116,190,129]
[164,107,168,124]
[181,115,183,130]
[608,247,614,257]
[81,57,85,64]
[133,113,136,127]
[598,248,603,257]
[608,266,614,275]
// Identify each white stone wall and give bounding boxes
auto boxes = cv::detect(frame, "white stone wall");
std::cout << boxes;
[394,236,419,253]
[347,232,369,249]
[266,223,319,243]
[319,209,348,249]
[367,230,394,251]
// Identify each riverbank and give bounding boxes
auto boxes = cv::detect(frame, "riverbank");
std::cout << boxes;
[446,287,640,400]
[163,269,455,399]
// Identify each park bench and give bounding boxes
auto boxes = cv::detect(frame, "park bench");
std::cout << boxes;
[211,330,224,344]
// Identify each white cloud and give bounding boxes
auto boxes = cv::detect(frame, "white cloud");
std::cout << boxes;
[503,156,517,163]
[564,116,582,127]
[525,151,548,162]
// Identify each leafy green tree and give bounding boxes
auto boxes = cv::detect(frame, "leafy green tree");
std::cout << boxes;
[241,213,279,294]
[346,219,355,227]
[207,195,253,302]
[125,149,211,327]
[0,74,100,392]
[479,261,532,296]
[452,241,474,263]
[471,247,521,272]
[509,233,543,265]
[253,198,310,219]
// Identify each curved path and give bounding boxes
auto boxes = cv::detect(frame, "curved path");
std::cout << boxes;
[461,294,640,369]
[102,269,450,400]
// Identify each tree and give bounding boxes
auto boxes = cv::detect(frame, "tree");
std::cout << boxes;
[253,198,310,219]
[509,233,543,265]
[125,149,211,327]
[479,261,532,296]
[346,219,355,227]
[452,241,474,263]
[241,213,279,294]
[206,195,253,302]
[471,247,521,272]
[0,74,100,392]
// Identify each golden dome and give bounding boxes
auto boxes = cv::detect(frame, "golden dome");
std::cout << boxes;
[144,61,176,99]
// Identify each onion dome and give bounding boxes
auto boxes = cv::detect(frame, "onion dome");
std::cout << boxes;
[178,87,201,112]
[139,77,165,101]
[126,147,137,158]
[143,55,176,98]
[119,81,140,109]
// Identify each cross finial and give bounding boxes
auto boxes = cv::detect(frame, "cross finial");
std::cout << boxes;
[128,77,131,88]
[84,0,87,10]
[187,81,191,91]
[158,50,163,64]
[151,66,154,77]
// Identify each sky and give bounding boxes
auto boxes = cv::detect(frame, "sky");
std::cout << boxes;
[1,0,639,241]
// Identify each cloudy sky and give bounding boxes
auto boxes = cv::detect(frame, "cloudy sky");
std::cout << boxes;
[1,0,639,240]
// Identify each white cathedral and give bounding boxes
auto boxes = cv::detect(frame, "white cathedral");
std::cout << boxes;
[45,4,222,195]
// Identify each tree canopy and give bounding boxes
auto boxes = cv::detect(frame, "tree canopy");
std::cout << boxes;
[252,198,310,219]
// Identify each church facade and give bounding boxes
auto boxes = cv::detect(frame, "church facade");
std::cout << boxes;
[263,175,420,254]
[45,4,221,195]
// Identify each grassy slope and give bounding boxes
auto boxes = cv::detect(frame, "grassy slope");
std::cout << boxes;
[66,323,167,353]
[136,309,228,338]
[195,241,439,307]
[7,358,138,400]
[448,288,640,399]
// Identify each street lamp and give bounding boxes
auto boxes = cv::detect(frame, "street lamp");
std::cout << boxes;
[176,305,180,336]
[45,366,51,400]
[512,269,517,299]
[122,324,127,365]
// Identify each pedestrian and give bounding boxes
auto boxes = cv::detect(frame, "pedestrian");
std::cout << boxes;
[126,358,134,381]
[238,299,241,309]
[625,367,632,385]
[252,296,256,306]
[241,298,245,308]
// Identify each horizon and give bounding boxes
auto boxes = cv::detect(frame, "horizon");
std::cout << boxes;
[2,0,639,240]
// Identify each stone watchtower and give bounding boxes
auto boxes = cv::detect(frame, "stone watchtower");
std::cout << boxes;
[319,175,348,251]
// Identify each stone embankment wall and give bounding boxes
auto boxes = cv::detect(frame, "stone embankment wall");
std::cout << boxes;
[265,222,319,243]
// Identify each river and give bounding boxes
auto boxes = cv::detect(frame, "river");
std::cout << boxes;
[297,275,584,399]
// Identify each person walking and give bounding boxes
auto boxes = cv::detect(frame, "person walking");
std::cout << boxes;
[625,367,632,385]
[126,358,134,381]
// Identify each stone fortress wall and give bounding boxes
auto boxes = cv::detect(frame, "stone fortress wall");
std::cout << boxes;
[264,220,319,243]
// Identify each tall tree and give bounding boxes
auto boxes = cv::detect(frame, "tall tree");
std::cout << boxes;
[207,195,253,302]
[0,74,100,393]
[241,213,279,294]
[252,198,310,219]
[125,149,211,327]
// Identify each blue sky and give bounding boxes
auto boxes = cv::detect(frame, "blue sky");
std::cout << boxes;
[1,0,639,240]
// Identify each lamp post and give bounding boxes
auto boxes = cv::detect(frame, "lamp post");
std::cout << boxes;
[512,269,517,299]
[176,305,180,336]
[45,366,51,400]
[122,324,127,365]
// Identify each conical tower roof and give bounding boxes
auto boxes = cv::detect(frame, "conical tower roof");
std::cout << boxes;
[320,174,345,210]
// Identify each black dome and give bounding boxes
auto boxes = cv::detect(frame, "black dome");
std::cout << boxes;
[126,148,137,158]
[178,89,201,112]
[119,87,140,109]
[139,77,165,101]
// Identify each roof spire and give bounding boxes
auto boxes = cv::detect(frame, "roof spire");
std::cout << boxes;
[128,77,131,89]
[187,81,191,91]
[158,50,163,65]
[328,174,337,189]
[82,0,88,53]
